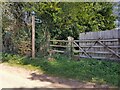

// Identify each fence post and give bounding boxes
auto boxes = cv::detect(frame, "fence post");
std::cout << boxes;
[67,36,74,60]
[47,33,51,56]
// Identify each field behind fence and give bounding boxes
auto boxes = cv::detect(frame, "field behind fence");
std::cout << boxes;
[49,29,120,61]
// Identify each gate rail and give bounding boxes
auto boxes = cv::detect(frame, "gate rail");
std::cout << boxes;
[49,38,120,61]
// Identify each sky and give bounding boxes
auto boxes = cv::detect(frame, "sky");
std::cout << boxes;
[114,0,120,2]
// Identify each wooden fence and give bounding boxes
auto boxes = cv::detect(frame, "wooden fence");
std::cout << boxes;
[49,29,120,61]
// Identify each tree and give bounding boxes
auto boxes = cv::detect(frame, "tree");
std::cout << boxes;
[2,2,32,55]
[53,2,116,39]
[2,2,116,56]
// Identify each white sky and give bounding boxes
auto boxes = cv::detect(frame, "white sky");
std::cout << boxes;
[114,0,120,2]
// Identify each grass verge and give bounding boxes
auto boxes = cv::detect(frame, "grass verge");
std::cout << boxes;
[2,53,120,87]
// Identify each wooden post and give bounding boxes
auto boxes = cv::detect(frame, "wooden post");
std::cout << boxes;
[32,12,35,58]
[47,33,50,53]
[67,36,74,60]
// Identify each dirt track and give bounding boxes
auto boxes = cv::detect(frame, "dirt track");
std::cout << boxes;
[0,63,116,89]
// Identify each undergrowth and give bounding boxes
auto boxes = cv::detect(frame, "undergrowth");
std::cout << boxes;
[2,53,120,87]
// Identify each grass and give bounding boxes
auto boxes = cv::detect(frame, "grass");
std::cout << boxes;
[2,53,120,87]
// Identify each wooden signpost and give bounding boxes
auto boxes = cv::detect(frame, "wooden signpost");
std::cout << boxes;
[31,11,35,58]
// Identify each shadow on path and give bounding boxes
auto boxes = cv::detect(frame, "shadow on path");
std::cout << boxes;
[27,73,111,88]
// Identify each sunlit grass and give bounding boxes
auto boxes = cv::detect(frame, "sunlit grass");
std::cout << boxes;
[2,53,120,86]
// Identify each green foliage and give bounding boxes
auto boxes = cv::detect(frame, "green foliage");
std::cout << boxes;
[2,2,116,56]
[2,53,26,64]
[2,53,120,86]
[55,2,116,39]
[14,27,31,56]
[32,2,116,39]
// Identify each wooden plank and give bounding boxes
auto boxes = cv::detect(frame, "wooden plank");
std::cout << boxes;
[79,33,85,40]
[118,29,120,39]
[50,40,69,42]
[118,38,120,57]
[98,40,120,58]
[73,41,92,58]
[74,50,120,54]
[50,44,78,48]
[75,46,120,48]
[50,45,68,48]
[75,39,118,42]
[79,29,119,40]
[79,55,120,60]
[52,50,65,53]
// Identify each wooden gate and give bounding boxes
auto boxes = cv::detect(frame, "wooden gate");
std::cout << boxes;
[77,29,120,60]
[49,29,120,61]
